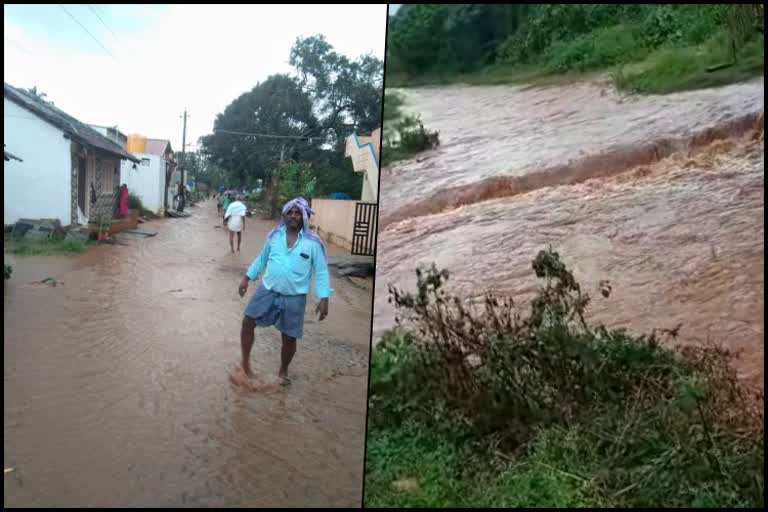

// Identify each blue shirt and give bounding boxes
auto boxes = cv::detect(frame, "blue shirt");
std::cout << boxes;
[246,226,333,299]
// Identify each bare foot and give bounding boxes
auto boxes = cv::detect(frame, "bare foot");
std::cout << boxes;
[229,366,279,392]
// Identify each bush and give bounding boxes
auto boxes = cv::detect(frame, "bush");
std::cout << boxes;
[128,192,144,211]
[543,24,648,73]
[367,248,764,507]
[383,91,405,123]
[382,99,440,166]
[382,249,685,442]
[275,160,316,206]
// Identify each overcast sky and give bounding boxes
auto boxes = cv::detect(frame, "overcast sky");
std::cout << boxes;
[4,4,387,152]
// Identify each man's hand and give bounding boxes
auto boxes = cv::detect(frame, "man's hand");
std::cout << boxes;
[238,276,249,297]
[315,298,329,321]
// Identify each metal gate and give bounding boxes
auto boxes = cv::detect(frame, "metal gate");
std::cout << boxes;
[351,202,377,256]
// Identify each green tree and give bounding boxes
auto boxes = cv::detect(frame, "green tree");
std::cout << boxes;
[276,161,317,206]
[200,73,319,191]
[201,35,376,201]
[290,34,384,146]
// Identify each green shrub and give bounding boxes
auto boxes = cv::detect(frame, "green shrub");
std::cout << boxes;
[543,24,648,73]
[275,161,316,206]
[367,248,764,507]
[128,192,144,211]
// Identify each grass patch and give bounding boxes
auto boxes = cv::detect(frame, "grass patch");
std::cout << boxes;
[366,420,604,508]
[365,249,764,508]
[385,65,604,89]
[5,238,94,256]
[613,32,764,94]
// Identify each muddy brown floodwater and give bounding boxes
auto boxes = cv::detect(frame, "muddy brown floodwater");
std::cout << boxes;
[4,200,372,507]
[376,77,764,390]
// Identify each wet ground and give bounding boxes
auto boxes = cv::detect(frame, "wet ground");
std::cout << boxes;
[4,200,372,507]
[376,77,764,390]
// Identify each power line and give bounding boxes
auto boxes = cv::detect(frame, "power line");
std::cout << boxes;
[87,5,116,38]
[59,4,116,60]
[213,129,320,140]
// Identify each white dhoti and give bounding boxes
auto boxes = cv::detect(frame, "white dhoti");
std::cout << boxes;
[227,215,243,232]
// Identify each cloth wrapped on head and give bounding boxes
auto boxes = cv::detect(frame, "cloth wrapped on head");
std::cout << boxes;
[267,197,325,254]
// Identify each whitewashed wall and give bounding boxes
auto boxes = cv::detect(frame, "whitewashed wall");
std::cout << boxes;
[4,98,72,225]
[310,199,357,251]
[120,154,165,213]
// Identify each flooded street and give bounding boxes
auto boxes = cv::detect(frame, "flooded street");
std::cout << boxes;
[376,78,764,389]
[4,200,372,507]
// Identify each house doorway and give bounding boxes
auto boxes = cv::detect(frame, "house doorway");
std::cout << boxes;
[77,156,87,215]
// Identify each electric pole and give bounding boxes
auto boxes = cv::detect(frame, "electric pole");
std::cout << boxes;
[272,143,286,218]
[179,109,189,211]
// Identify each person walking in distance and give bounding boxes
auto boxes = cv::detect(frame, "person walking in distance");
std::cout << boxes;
[237,197,331,385]
[224,195,247,253]
[222,192,232,223]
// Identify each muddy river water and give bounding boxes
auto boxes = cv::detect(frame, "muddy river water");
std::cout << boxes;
[4,201,372,507]
[376,77,764,390]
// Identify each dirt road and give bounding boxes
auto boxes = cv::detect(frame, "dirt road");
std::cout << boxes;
[4,200,372,507]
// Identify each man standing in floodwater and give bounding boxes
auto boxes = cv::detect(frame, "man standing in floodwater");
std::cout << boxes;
[237,197,332,385]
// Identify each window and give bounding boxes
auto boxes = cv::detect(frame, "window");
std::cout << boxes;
[141,158,150,167]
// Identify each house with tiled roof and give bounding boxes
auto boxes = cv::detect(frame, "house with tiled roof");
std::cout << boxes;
[3,82,140,227]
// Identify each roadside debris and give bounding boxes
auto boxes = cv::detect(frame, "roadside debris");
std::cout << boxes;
[11,219,64,241]
[328,255,375,277]
[123,229,158,237]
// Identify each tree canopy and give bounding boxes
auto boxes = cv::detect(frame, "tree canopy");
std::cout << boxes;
[200,35,382,198]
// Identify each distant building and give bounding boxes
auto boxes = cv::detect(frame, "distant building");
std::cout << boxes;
[307,129,380,256]
[120,137,176,215]
[345,128,380,202]
[89,125,128,150]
